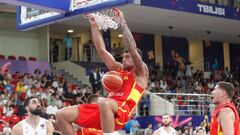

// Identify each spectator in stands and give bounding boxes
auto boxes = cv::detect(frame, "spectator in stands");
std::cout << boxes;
[139,94,150,116]
[33,69,41,80]
[160,80,168,92]
[42,69,52,82]
[47,94,56,106]
[89,67,101,94]
[55,95,63,109]
[194,126,207,135]
[63,34,72,60]
[2,122,11,135]
[3,83,13,94]
[182,127,189,135]
[40,76,48,88]
[130,114,141,135]
[52,77,59,89]
[4,69,12,81]
[2,101,14,117]
[144,123,153,135]
[15,79,26,93]
[46,102,58,115]
[185,63,192,78]
[186,122,194,135]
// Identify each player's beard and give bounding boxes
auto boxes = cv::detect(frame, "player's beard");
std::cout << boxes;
[162,122,171,127]
[30,107,42,116]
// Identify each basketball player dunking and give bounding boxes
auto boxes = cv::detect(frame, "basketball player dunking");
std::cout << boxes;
[153,114,177,135]
[56,9,149,135]
[11,97,54,135]
[210,81,239,135]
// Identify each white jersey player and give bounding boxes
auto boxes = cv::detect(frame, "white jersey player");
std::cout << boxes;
[11,97,54,135]
[153,114,177,135]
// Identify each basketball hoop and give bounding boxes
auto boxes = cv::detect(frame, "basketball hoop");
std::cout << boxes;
[86,8,120,31]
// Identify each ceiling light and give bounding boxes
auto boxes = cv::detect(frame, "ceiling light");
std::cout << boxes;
[118,34,123,37]
[68,29,73,33]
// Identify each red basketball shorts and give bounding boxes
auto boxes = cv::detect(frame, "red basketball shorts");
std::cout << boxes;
[75,104,130,130]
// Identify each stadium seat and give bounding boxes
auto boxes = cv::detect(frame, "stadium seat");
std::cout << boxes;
[28,57,37,61]
[63,101,71,106]
[18,56,27,61]
[8,55,16,60]
[0,106,3,115]
[0,123,5,131]
[0,116,10,122]
[9,115,21,123]
[0,55,5,60]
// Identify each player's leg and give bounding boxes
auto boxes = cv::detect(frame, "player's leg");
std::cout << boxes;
[56,105,79,135]
[97,97,119,133]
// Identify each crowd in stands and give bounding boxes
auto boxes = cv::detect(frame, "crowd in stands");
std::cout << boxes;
[0,68,93,134]
[0,58,239,134]
[147,62,240,115]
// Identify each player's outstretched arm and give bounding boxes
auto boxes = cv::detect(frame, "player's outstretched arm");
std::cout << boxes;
[11,123,23,135]
[88,17,122,71]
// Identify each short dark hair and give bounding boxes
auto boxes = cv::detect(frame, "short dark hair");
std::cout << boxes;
[122,48,143,58]
[87,94,99,104]
[196,127,206,133]
[216,81,234,98]
[162,113,171,117]
[24,96,37,108]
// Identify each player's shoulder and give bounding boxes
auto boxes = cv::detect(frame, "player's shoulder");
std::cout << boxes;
[220,107,234,115]
[218,107,235,120]
[12,121,23,134]
[153,128,161,135]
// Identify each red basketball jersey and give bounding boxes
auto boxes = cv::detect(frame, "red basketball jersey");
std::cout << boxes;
[210,102,239,135]
[108,69,144,125]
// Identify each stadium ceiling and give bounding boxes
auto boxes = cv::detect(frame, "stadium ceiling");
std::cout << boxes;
[0,3,239,43]
[50,5,240,43]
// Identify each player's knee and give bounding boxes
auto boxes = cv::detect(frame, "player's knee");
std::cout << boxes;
[56,106,79,124]
[97,99,111,110]
[56,110,66,123]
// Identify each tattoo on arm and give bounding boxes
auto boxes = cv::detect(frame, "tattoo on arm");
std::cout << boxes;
[121,23,137,50]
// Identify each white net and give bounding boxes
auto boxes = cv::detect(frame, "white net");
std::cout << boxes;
[88,9,120,31]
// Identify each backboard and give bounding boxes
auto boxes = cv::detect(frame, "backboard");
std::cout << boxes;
[16,0,133,31]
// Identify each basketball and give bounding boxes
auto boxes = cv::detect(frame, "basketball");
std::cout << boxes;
[101,71,123,92]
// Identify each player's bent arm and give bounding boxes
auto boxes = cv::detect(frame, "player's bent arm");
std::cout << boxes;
[11,123,23,135]
[218,108,235,135]
[89,18,122,71]
[119,11,148,80]
[46,120,54,135]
